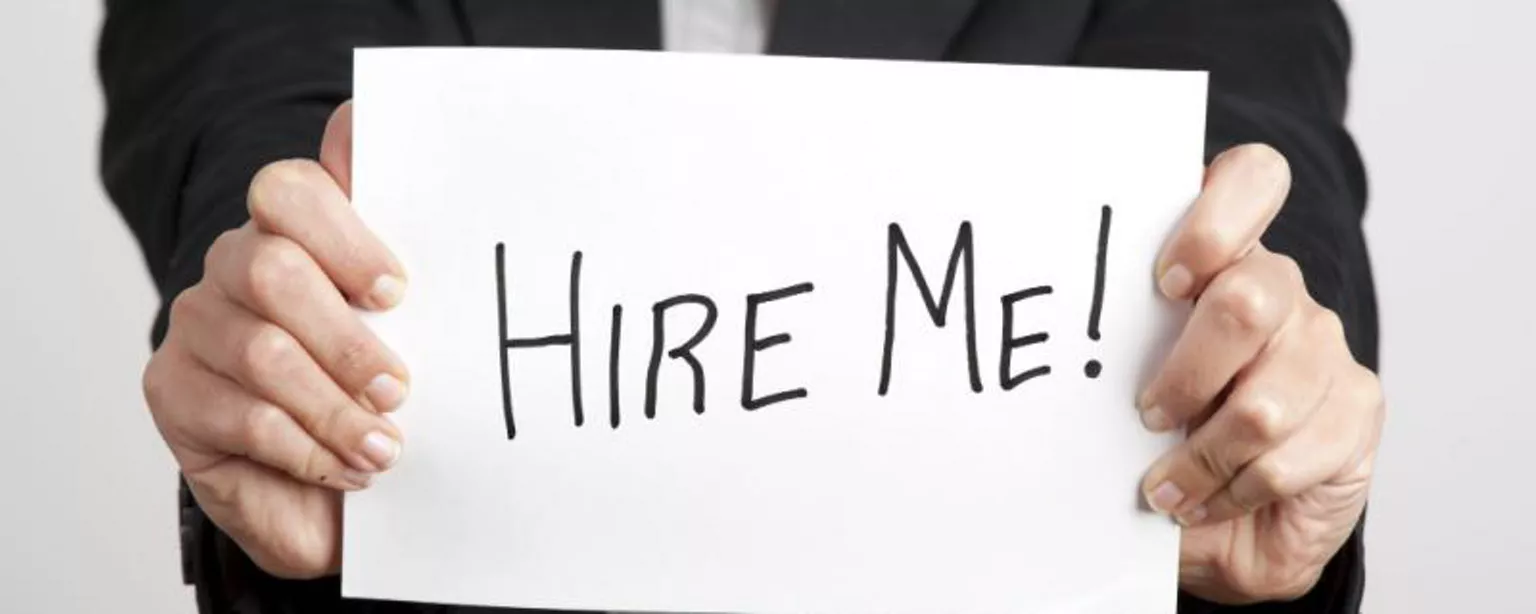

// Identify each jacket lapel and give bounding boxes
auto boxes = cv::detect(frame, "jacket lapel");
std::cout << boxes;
[768,0,982,59]
[458,0,661,50]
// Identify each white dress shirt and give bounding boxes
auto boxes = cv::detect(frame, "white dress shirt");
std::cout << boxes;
[662,0,776,54]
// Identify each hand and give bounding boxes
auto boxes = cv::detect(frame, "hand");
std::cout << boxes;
[140,101,408,578]
[1139,144,1385,603]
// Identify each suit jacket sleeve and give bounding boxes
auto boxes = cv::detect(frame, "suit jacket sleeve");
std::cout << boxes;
[1074,1,1378,613]
[99,0,469,346]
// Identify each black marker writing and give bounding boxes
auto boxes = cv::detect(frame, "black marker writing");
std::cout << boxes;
[1084,205,1112,379]
[742,282,815,411]
[878,222,982,396]
[1000,285,1053,390]
[495,246,584,440]
[645,295,719,418]
[492,206,1118,441]
[608,304,623,429]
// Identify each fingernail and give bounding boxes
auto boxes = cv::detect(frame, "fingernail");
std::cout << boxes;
[1147,481,1185,513]
[369,275,406,310]
[338,469,374,490]
[1158,263,1193,299]
[364,374,408,412]
[1141,405,1174,432]
[1183,565,1216,581]
[362,431,401,470]
[1177,504,1208,526]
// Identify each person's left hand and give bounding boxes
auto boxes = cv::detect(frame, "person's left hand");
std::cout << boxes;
[1139,143,1385,603]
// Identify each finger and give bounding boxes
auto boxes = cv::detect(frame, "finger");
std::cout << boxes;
[1156,144,1291,300]
[1139,317,1332,524]
[320,101,353,197]
[205,228,409,412]
[184,459,342,579]
[171,281,403,473]
[1198,428,1345,526]
[1139,247,1301,430]
[145,343,372,491]
[1201,353,1380,524]
[246,157,406,311]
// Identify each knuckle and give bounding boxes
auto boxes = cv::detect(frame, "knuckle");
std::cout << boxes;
[204,228,241,272]
[1229,395,1285,443]
[1271,252,1305,287]
[330,336,380,385]
[1362,370,1385,410]
[1181,221,1238,270]
[1159,373,1204,409]
[187,470,244,513]
[314,400,356,441]
[1208,272,1281,335]
[246,239,310,309]
[240,403,286,454]
[248,159,320,224]
[1252,458,1289,491]
[1239,458,1291,508]
[241,326,301,382]
[1309,307,1347,342]
[1190,442,1237,484]
[166,285,205,331]
[141,354,172,412]
[1346,365,1385,414]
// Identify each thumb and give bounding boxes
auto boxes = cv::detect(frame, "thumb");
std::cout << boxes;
[320,100,354,197]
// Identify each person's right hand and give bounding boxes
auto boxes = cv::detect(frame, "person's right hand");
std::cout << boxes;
[141,102,408,578]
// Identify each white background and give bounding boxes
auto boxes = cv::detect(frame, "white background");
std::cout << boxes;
[0,1,1528,612]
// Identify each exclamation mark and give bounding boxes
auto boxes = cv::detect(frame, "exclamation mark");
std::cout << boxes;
[1084,204,1112,379]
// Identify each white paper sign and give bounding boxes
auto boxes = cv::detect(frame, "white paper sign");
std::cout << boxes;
[344,48,1206,614]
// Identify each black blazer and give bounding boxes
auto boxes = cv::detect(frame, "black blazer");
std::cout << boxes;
[99,1,1376,613]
